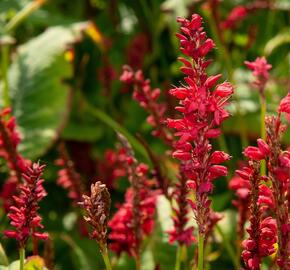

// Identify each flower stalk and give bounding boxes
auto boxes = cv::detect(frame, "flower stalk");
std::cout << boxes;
[19,248,25,270]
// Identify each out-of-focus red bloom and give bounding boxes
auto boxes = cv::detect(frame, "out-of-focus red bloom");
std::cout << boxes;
[0,108,29,181]
[0,108,31,212]
[168,173,195,246]
[245,57,272,96]
[279,92,290,114]
[108,134,159,258]
[120,66,173,145]
[229,171,250,240]
[4,163,48,248]
[221,1,271,30]
[126,33,150,69]
[0,175,18,212]
[98,58,116,96]
[97,148,127,189]
[55,143,84,203]
[108,187,158,257]
[221,6,248,30]
[167,13,233,236]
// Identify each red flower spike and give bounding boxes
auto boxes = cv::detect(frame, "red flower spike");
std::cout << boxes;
[279,93,290,114]
[120,66,172,145]
[4,163,48,248]
[109,134,160,258]
[221,6,248,30]
[245,57,272,96]
[167,13,233,238]
[265,113,290,268]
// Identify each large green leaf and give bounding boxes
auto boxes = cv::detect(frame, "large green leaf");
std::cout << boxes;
[8,22,88,159]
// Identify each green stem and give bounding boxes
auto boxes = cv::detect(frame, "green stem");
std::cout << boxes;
[260,95,266,175]
[216,224,239,270]
[101,247,112,270]
[135,255,141,270]
[84,100,150,163]
[4,0,46,33]
[175,245,182,270]
[197,234,204,270]
[1,45,10,108]
[19,248,25,270]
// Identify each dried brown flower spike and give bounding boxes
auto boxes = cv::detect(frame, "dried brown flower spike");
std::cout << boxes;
[80,181,112,270]
[81,181,111,250]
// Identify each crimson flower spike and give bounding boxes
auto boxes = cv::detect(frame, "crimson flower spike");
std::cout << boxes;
[108,133,159,269]
[167,13,233,268]
[4,163,49,249]
[264,94,290,269]
[120,66,173,145]
[55,142,84,204]
[0,108,28,182]
[237,160,276,270]
[245,57,272,99]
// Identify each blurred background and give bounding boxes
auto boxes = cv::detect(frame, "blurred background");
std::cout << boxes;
[0,0,289,269]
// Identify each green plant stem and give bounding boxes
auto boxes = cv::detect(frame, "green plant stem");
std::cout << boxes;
[101,247,112,270]
[19,248,25,270]
[216,224,239,270]
[175,244,182,270]
[197,234,204,270]
[4,0,46,33]
[135,255,141,270]
[1,44,10,108]
[260,95,266,175]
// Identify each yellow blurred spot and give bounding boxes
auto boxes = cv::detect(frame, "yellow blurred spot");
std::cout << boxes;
[270,243,278,259]
[86,22,105,50]
[64,48,74,63]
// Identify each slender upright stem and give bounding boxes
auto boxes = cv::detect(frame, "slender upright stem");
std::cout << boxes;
[19,248,25,270]
[4,0,46,33]
[197,234,204,270]
[1,44,10,108]
[260,96,266,175]
[175,244,182,270]
[101,247,112,270]
[135,255,141,270]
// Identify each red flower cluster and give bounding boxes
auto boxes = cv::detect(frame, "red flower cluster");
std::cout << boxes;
[108,186,157,257]
[0,108,28,181]
[120,66,172,145]
[108,134,159,258]
[97,148,127,189]
[4,163,48,248]
[167,14,233,235]
[0,108,30,211]
[237,161,277,270]
[229,172,250,240]
[168,172,195,246]
[221,6,248,30]
[242,217,277,269]
[55,143,84,203]
[264,111,290,268]
[245,57,272,95]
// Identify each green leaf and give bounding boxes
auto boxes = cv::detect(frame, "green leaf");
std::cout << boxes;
[0,243,8,266]
[265,28,290,55]
[8,22,88,159]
